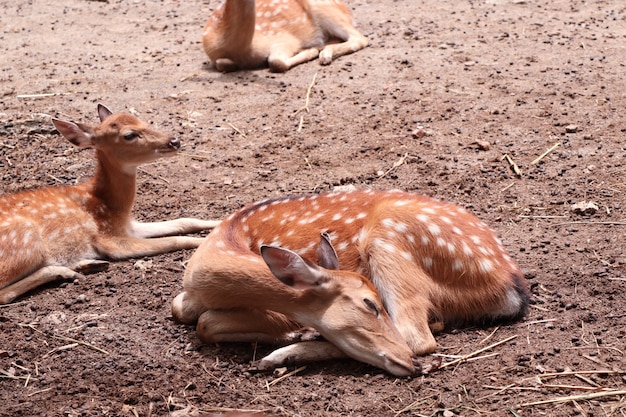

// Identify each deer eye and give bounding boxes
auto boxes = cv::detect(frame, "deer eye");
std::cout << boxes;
[123,131,139,141]
[363,298,380,317]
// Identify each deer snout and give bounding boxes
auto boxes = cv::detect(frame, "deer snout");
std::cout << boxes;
[168,137,181,150]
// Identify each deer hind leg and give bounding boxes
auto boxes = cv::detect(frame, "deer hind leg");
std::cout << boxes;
[195,308,300,344]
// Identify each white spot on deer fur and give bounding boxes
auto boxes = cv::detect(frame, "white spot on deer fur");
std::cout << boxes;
[299,241,316,254]
[386,230,398,240]
[423,257,433,269]
[416,214,429,224]
[332,213,342,221]
[470,235,481,245]
[452,226,463,235]
[400,251,413,262]
[22,230,33,245]
[436,237,446,247]
[421,207,436,215]
[336,241,349,252]
[421,235,429,245]
[407,234,415,244]
[344,217,355,225]
[447,242,456,254]
[440,216,452,224]
[479,258,494,273]
[452,259,463,271]
[428,223,441,236]
[462,241,473,256]
[215,241,226,249]
[478,246,490,256]
[356,212,367,220]
[373,238,397,254]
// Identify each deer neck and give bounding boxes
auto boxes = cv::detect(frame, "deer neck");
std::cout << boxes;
[87,149,136,225]
[222,0,256,46]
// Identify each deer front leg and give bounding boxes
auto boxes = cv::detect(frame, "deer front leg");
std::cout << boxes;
[214,58,241,73]
[131,218,220,239]
[268,47,320,72]
[256,341,347,371]
[97,236,206,260]
[195,308,300,344]
[319,32,368,65]
[0,266,84,304]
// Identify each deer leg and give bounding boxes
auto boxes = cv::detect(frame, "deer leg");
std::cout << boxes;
[97,236,206,260]
[214,58,241,73]
[130,218,219,239]
[195,308,300,344]
[366,246,438,355]
[319,32,368,65]
[0,266,84,305]
[256,341,347,371]
[72,259,110,274]
[268,47,320,72]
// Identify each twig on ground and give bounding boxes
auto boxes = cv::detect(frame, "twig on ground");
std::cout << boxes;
[43,343,79,358]
[502,154,522,177]
[17,93,62,99]
[478,326,500,345]
[378,153,408,178]
[519,390,626,407]
[501,182,515,192]
[27,387,53,397]
[440,335,518,369]
[266,365,307,389]
[295,73,318,132]
[228,122,246,137]
[518,215,568,219]
[531,142,561,165]
[391,394,438,416]
[20,323,110,355]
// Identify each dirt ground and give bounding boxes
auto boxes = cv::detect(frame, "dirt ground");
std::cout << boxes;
[1,0,625,416]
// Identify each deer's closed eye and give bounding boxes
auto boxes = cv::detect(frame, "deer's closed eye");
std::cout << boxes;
[123,132,139,141]
[363,298,380,317]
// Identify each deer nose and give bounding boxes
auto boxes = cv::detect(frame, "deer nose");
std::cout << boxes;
[168,138,181,150]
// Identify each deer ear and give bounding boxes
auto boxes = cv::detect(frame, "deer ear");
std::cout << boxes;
[52,119,94,148]
[97,104,113,121]
[260,246,329,290]
[317,232,339,270]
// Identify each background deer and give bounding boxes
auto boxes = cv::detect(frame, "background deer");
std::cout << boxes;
[202,0,369,72]
[172,190,530,376]
[0,104,220,304]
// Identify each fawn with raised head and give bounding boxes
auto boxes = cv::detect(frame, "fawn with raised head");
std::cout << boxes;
[0,104,220,304]
[172,190,530,376]
[202,0,369,72]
